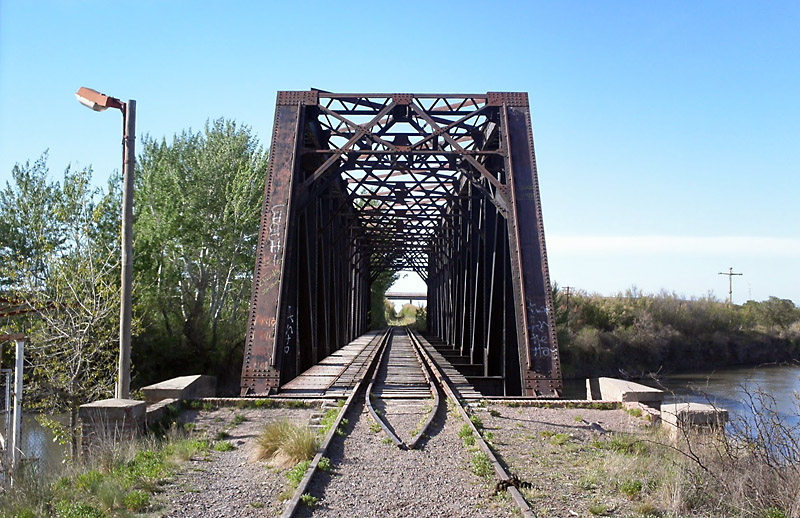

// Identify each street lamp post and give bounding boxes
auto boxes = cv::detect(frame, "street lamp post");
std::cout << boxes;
[75,87,135,399]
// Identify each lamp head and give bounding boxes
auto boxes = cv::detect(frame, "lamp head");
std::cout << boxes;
[75,87,123,112]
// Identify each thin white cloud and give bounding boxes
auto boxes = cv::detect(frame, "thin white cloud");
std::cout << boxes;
[547,236,800,257]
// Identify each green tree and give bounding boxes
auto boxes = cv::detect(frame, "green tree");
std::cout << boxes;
[133,119,268,387]
[744,297,800,334]
[0,155,122,456]
[369,270,399,329]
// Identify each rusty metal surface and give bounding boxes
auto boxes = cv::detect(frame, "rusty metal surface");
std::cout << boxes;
[241,91,562,397]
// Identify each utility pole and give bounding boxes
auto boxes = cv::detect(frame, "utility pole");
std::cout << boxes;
[718,267,743,304]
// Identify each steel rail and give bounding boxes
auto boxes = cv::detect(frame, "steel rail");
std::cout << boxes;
[364,327,440,450]
[406,328,537,518]
[280,328,392,518]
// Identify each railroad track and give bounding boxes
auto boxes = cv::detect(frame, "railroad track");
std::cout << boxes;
[282,327,536,518]
[365,327,440,450]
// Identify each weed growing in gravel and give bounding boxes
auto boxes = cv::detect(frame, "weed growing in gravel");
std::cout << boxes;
[540,431,571,446]
[319,408,341,435]
[232,413,247,425]
[122,489,150,512]
[369,419,381,433]
[470,452,494,479]
[300,493,319,507]
[215,430,231,440]
[280,460,311,501]
[588,501,612,515]
[459,424,475,446]
[626,407,643,418]
[318,457,332,471]
[591,433,647,456]
[618,479,643,499]
[214,440,235,452]
[249,501,265,508]
[488,408,501,417]
[381,437,393,445]
[286,460,311,488]
[633,502,660,516]
[254,420,318,468]
[469,414,484,431]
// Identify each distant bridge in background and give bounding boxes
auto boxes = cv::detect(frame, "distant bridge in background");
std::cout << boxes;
[385,292,427,305]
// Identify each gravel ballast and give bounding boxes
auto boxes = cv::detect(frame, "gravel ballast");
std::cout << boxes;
[297,396,515,518]
[158,405,318,517]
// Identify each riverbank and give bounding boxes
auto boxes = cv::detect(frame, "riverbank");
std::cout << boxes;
[2,396,798,517]
[555,290,800,380]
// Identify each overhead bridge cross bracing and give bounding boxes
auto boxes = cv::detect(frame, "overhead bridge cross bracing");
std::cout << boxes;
[241,91,562,397]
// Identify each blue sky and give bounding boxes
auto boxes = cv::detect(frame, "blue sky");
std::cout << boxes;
[1,1,798,304]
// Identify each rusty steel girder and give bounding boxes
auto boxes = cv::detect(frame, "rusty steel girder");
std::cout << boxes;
[241,91,561,397]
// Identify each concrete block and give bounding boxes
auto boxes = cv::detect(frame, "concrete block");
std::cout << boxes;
[145,398,180,427]
[79,398,146,453]
[586,378,601,400]
[141,375,216,404]
[597,377,663,403]
[660,402,728,433]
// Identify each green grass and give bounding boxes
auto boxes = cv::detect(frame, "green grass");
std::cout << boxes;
[300,493,319,507]
[0,433,209,518]
[469,414,484,431]
[458,424,475,446]
[470,452,494,479]
[214,430,231,440]
[369,419,381,433]
[540,430,571,446]
[319,407,341,435]
[381,437,393,445]
[286,460,311,488]
[618,479,643,499]
[626,407,643,418]
[592,434,648,456]
[232,413,247,426]
[588,501,612,515]
[122,489,150,512]
[214,440,235,452]
[318,456,331,471]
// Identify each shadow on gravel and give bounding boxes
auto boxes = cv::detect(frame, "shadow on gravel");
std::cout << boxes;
[412,388,447,450]
[296,396,366,517]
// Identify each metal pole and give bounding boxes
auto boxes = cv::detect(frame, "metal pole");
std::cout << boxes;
[10,339,23,479]
[117,100,135,399]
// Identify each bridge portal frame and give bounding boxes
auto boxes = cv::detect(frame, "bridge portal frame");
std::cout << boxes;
[241,91,562,397]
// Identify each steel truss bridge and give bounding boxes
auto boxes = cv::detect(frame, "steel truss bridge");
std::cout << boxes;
[240,91,562,397]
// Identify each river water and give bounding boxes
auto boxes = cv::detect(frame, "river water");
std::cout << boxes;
[658,363,800,428]
[566,363,800,427]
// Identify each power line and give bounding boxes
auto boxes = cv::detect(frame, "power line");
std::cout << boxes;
[718,267,743,304]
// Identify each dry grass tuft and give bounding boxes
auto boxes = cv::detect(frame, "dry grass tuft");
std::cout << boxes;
[254,420,318,468]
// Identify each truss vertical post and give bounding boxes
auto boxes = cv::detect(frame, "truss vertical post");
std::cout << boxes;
[240,91,313,395]
[496,93,563,396]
